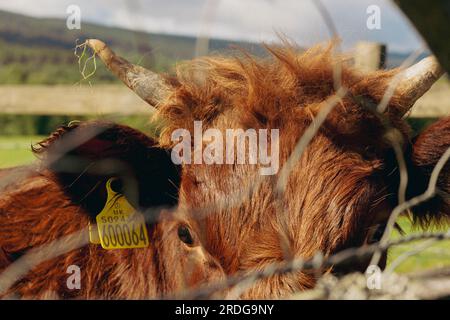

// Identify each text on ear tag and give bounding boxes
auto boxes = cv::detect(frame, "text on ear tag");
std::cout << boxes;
[95,178,149,249]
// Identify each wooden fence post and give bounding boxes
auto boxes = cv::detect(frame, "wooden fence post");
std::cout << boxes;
[353,41,387,72]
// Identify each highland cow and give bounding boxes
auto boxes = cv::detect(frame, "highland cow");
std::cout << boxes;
[82,39,449,299]
[0,38,448,299]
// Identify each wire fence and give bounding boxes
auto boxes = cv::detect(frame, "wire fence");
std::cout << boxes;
[0,0,449,300]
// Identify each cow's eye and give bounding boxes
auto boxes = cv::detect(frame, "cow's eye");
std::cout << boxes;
[178,225,194,246]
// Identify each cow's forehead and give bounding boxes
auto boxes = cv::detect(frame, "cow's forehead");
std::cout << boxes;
[156,46,412,153]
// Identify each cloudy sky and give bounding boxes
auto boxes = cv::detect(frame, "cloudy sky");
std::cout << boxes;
[0,0,426,52]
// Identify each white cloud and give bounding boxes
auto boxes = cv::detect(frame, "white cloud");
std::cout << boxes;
[0,0,425,52]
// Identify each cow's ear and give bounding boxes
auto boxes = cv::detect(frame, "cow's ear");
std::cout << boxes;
[406,117,450,227]
[32,121,180,218]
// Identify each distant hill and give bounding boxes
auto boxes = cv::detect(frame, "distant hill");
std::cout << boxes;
[0,10,426,85]
[0,10,265,85]
[386,51,430,69]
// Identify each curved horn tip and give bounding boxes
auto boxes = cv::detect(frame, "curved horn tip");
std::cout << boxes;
[396,56,445,112]
[403,56,444,81]
[85,39,115,64]
[86,39,107,53]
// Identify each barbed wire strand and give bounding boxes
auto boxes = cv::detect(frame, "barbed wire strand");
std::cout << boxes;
[0,2,448,300]
[172,230,450,300]
[371,146,450,266]
[385,238,438,274]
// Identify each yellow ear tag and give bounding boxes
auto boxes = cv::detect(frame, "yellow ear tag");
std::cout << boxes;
[93,178,149,250]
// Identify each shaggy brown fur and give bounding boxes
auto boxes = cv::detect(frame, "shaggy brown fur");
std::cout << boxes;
[0,122,224,299]
[1,44,448,299]
[409,117,450,226]
[153,43,449,298]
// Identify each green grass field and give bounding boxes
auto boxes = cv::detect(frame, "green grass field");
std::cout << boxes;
[387,218,450,273]
[0,135,44,168]
[0,135,448,274]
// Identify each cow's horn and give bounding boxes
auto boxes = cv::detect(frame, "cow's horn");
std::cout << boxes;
[396,56,444,113]
[86,39,171,108]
